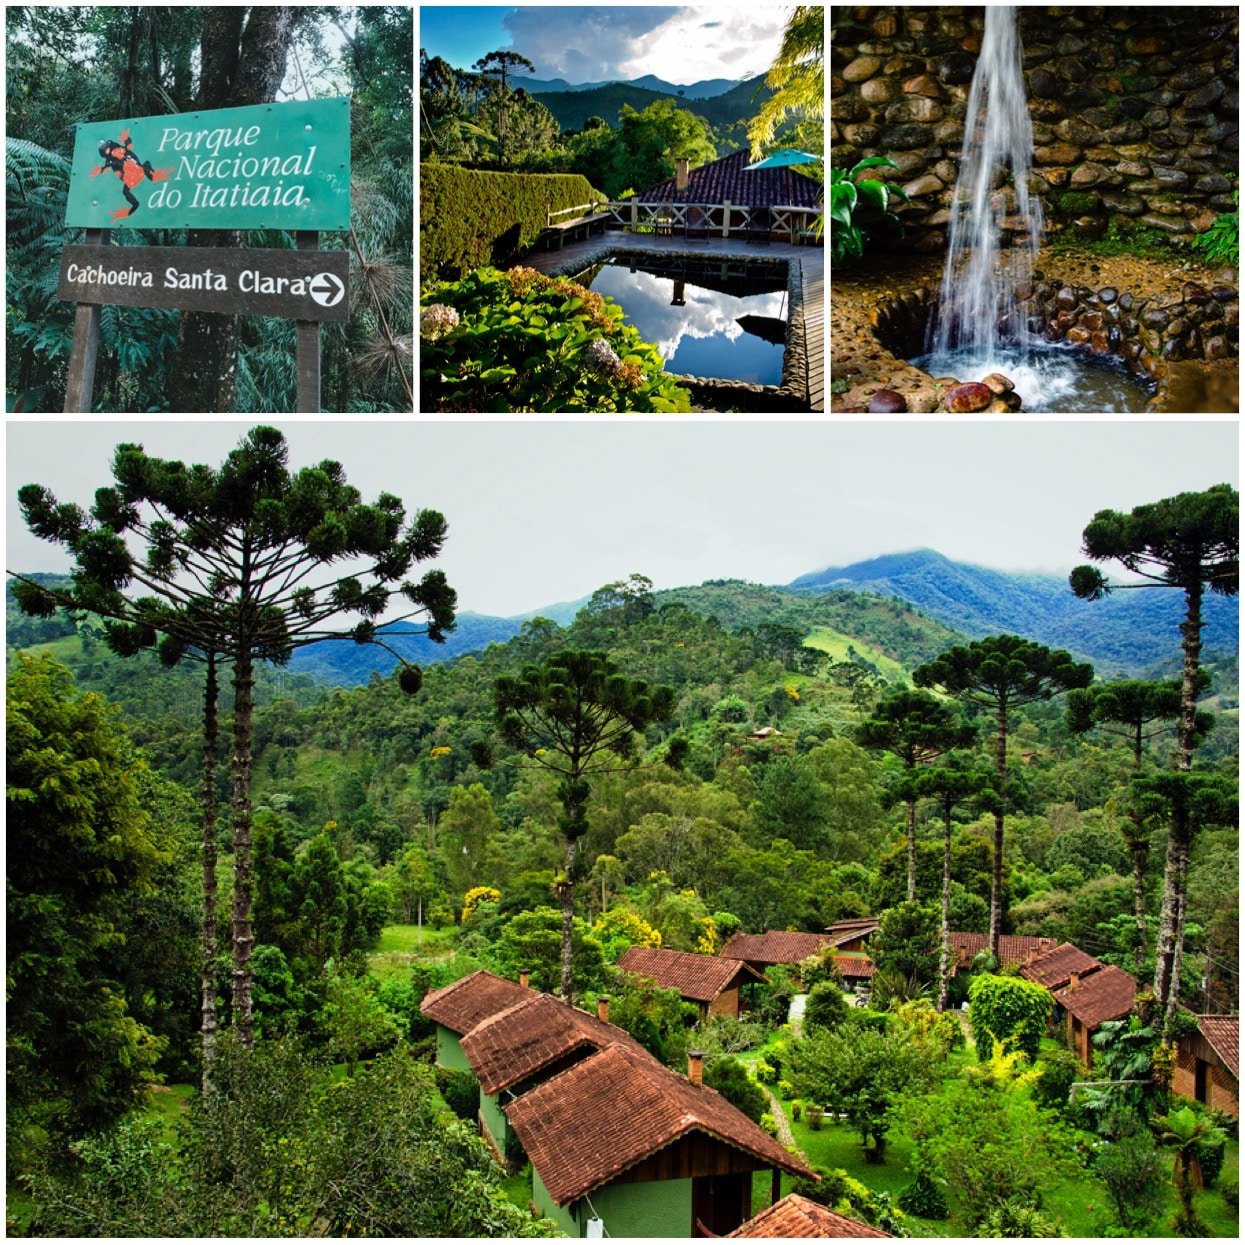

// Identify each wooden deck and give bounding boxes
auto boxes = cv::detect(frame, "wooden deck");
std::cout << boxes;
[526,231,826,411]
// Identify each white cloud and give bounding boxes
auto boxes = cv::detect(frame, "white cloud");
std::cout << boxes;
[618,7,788,84]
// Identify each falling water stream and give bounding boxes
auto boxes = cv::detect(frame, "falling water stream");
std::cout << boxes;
[911,5,1152,411]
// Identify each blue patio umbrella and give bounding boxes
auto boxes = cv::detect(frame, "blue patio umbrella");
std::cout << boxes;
[744,148,822,170]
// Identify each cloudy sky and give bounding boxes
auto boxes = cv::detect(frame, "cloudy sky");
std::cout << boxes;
[7,420,1237,619]
[418,3,791,85]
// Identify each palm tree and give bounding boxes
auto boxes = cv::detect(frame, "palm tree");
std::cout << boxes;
[1153,1105,1224,1235]
[748,7,824,157]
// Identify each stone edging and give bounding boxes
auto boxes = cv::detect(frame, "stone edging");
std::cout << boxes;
[544,246,813,412]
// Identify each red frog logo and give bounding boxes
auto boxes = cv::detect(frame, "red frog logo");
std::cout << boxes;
[90,129,173,220]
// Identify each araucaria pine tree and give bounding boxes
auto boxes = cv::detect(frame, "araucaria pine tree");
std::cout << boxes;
[13,427,456,1048]
[913,635,1093,961]
[494,651,674,1003]
[1070,483,1238,1029]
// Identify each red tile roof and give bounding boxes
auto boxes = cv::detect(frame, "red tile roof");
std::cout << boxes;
[1019,942,1104,991]
[618,945,762,1003]
[1196,1015,1239,1079]
[729,1194,890,1238]
[638,150,824,209]
[504,1044,814,1205]
[825,917,881,938]
[1055,964,1138,1029]
[949,932,1058,970]
[720,930,840,966]
[459,993,639,1095]
[833,954,876,979]
[419,969,535,1036]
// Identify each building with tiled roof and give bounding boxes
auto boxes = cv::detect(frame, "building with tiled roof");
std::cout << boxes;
[831,952,877,983]
[505,1043,814,1236]
[948,931,1058,971]
[1054,964,1138,1065]
[419,968,537,1070]
[824,917,880,952]
[1019,942,1104,991]
[638,149,823,210]
[1175,1014,1239,1119]
[720,929,840,968]
[618,946,764,1018]
[728,1193,891,1238]
[421,971,817,1237]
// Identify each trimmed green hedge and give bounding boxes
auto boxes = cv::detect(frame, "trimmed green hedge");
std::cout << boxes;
[420,165,607,281]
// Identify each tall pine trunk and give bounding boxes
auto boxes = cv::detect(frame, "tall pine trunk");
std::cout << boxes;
[990,702,1008,961]
[1131,836,1149,959]
[560,836,578,1004]
[200,652,220,1090]
[230,645,256,1044]
[937,801,953,1012]
[906,797,917,902]
[1155,580,1203,1028]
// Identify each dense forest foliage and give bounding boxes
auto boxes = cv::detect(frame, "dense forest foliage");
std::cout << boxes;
[7,6,412,413]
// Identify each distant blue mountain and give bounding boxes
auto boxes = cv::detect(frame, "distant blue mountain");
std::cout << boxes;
[523,74,737,98]
[788,548,1237,674]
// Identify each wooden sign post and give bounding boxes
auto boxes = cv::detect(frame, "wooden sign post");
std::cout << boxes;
[60,96,351,412]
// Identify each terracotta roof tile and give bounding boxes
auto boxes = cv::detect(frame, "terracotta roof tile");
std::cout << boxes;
[825,918,881,937]
[949,932,1058,970]
[1055,964,1138,1029]
[729,1194,890,1238]
[1196,1015,1239,1079]
[619,945,762,1002]
[1019,943,1104,990]
[504,1044,815,1205]
[638,150,824,209]
[460,993,648,1095]
[720,930,841,966]
[419,969,534,1036]
[833,954,876,979]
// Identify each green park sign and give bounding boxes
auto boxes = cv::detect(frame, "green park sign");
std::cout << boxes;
[65,97,351,231]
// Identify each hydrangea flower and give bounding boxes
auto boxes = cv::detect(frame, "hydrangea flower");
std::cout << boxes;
[420,303,460,338]
[583,336,622,377]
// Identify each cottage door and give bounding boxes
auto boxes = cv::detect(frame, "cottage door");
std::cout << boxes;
[691,1173,751,1237]
[1194,1058,1210,1105]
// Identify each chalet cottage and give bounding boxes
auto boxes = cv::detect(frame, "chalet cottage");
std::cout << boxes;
[1053,965,1139,1066]
[421,970,814,1237]
[728,1192,891,1238]
[719,925,879,988]
[618,945,765,1020]
[1174,1014,1239,1118]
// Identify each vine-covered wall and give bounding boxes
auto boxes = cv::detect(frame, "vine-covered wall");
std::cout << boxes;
[830,5,1238,253]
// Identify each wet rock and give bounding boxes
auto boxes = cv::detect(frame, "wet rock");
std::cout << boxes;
[985,398,1013,413]
[1029,68,1062,99]
[1194,173,1233,195]
[1103,121,1146,144]
[1142,108,1171,129]
[1152,166,1190,188]
[1067,327,1092,344]
[1080,310,1104,331]
[842,123,882,146]
[880,124,932,150]
[937,52,976,85]
[1161,338,1186,361]
[1055,287,1078,311]
[1098,287,1118,304]
[1185,80,1226,109]
[886,97,945,123]
[1100,193,1145,216]
[1210,287,1237,302]
[1114,160,1151,178]
[1202,299,1225,323]
[981,372,1016,394]
[1168,64,1216,92]
[1122,341,1143,362]
[1142,88,1180,107]
[1125,34,1169,55]
[867,388,908,413]
[942,382,993,412]
[1056,117,1099,145]
[933,120,965,146]
[1070,162,1108,187]
[1182,282,1213,305]
[1055,310,1078,333]
[1116,97,1149,119]
[843,55,883,82]
[1118,293,1134,312]
[1142,308,1170,329]
[1139,214,1191,233]
[831,96,869,122]
[903,74,946,98]
[1164,318,1188,340]
[1204,334,1232,359]
[1035,144,1081,166]
[888,150,930,176]
[1090,332,1111,354]
[1141,328,1163,352]
[1120,316,1139,336]
[860,77,900,105]
[1225,302,1239,327]
[1039,167,1071,187]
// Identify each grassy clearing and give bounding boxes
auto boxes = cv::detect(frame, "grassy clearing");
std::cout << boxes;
[369,924,459,978]
[803,627,907,681]
[142,1082,195,1141]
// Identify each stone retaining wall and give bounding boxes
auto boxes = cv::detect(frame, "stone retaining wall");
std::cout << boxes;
[831,6,1239,253]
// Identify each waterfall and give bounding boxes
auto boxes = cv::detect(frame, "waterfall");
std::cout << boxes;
[927,5,1042,358]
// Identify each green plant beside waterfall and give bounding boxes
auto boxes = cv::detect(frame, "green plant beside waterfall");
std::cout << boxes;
[1193,192,1239,267]
[830,158,909,264]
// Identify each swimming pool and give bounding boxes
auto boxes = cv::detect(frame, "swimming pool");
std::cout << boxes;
[577,254,790,386]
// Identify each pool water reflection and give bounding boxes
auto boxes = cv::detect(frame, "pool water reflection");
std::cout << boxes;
[578,255,790,386]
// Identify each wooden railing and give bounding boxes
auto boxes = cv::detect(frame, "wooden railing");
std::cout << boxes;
[546,201,610,227]
[606,200,823,242]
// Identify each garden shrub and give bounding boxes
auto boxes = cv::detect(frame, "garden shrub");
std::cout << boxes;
[968,974,1052,1063]
[897,1171,949,1220]
[759,1112,779,1138]
[1221,1179,1238,1208]
[1096,1130,1168,1231]
[421,267,691,413]
[435,1066,480,1122]
[753,1057,778,1085]
[419,165,606,280]
[703,1056,767,1125]
[803,980,850,1034]
[977,1199,1066,1237]
[777,1078,795,1100]
[1033,1046,1082,1114]
[692,1013,765,1056]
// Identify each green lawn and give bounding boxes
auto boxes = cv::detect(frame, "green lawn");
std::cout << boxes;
[368,924,459,979]
[142,1082,195,1141]
[803,627,907,681]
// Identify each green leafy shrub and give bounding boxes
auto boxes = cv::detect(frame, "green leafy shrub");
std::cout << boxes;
[753,1057,778,1084]
[977,1199,1066,1237]
[435,1065,480,1122]
[1033,1046,1082,1113]
[1221,1178,1238,1208]
[897,1171,949,1220]
[1193,193,1239,267]
[703,1055,767,1124]
[968,974,1052,1063]
[803,980,850,1033]
[830,157,909,263]
[420,267,691,412]
[419,165,606,280]
[759,1111,779,1137]
[1096,1130,1168,1231]
[777,1078,795,1099]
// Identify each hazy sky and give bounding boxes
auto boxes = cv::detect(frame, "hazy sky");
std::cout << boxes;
[7,419,1237,619]
[418,3,788,85]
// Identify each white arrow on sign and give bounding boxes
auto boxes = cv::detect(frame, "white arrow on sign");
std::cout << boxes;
[309,272,345,308]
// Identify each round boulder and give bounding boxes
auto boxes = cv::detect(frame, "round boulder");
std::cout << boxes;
[941,382,993,412]
[981,372,1016,394]
[867,388,909,413]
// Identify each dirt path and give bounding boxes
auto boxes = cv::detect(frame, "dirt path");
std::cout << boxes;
[762,1085,805,1157]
